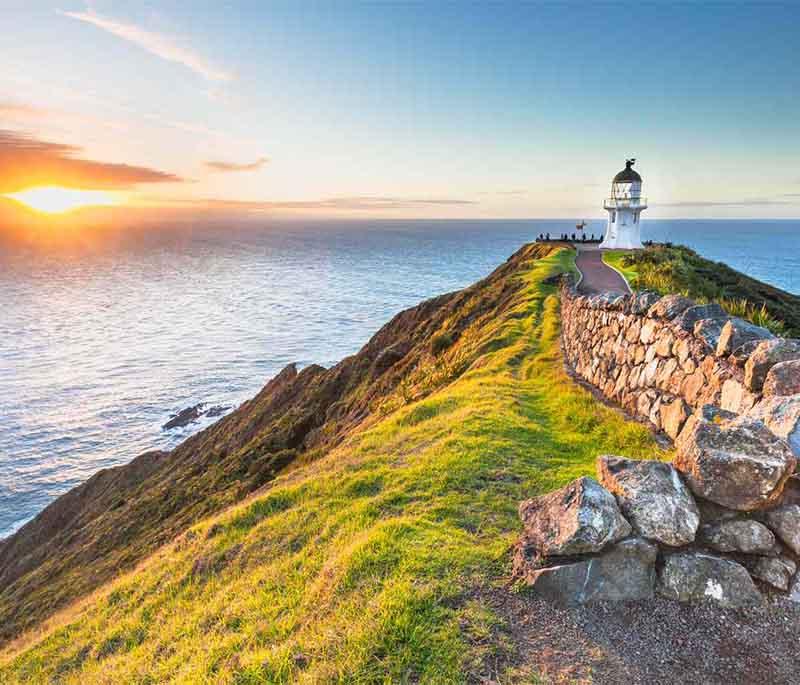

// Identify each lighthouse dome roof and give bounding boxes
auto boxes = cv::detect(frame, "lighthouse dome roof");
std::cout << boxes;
[613,159,642,183]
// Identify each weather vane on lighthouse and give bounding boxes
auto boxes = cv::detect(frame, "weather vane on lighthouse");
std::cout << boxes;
[600,159,647,249]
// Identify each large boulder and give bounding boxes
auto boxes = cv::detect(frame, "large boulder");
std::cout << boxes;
[673,304,726,333]
[693,317,731,351]
[697,518,775,554]
[647,294,695,321]
[630,291,661,315]
[674,412,797,510]
[658,551,762,608]
[597,456,699,546]
[716,318,775,357]
[744,339,800,392]
[518,477,631,557]
[744,555,797,591]
[765,503,800,556]
[746,395,800,458]
[720,378,760,414]
[518,537,657,605]
[763,360,800,397]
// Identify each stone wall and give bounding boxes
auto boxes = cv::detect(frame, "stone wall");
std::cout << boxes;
[560,283,799,449]
[512,281,800,608]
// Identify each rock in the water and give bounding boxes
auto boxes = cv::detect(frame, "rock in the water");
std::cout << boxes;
[765,503,800,555]
[697,519,775,554]
[746,395,800,458]
[647,294,695,321]
[674,413,797,510]
[744,339,800,392]
[518,477,631,557]
[658,551,762,608]
[716,318,775,357]
[597,455,699,546]
[518,537,657,605]
[163,403,205,430]
[673,304,726,333]
[744,555,797,591]
[763,360,800,397]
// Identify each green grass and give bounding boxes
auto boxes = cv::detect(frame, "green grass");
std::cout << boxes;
[603,244,798,335]
[0,247,666,684]
[601,250,638,286]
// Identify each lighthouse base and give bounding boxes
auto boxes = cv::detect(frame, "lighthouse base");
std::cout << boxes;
[599,225,643,250]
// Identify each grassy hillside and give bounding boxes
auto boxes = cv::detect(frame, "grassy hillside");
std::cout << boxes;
[1,245,667,683]
[603,245,800,336]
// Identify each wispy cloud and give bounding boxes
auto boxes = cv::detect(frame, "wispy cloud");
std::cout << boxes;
[59,10,233,82]
[655,198,797,208]
[147,195,478,212]
[205,157,269,173]
[0,129,183,193]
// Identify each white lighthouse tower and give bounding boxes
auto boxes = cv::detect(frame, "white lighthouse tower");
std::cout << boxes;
[600,159,647,249]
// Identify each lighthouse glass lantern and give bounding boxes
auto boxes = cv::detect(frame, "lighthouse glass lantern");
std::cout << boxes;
[600,159,647,249]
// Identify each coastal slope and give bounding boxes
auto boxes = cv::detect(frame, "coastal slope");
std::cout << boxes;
[0,243,572,645]
[1,243,671,682]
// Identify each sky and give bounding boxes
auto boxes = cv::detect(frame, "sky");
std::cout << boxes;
[1,0,799,221]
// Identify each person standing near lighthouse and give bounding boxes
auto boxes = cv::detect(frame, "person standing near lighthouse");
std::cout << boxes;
[600,159,647,249]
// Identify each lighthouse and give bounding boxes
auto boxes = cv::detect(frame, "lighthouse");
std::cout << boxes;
[600,159,647,249]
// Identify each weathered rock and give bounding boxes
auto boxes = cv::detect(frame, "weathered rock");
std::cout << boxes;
[765,503,800,555]
[728,340,765,369]
[696,497,740,524]
[518,537,657,605]
[597,456,699,546]
[693,317,730,351]
[673,304,726,333]
[639,319,659,345]
[697,518,775,554]
[630,291,661,315]
[661,397,691,440]
[744,339,800,392]
[696,404,738,423]
[746,395,800,457]
[716,318,775,357]
[657,552,762,608]
[518,477,631,557]
[720,378,759,414]
[674,413,797,510]
[745,555,797,591]
[647,294,695,321]
[163,403,205,430]
[763,360,800,397]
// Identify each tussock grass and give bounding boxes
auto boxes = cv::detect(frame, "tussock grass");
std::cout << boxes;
[1,247,666,684]
[604,245,798,335]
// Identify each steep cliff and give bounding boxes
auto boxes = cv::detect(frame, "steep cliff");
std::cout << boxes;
[0,243,556,645]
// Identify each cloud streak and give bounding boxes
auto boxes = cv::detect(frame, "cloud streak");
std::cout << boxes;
[59,10,233,82]
[655,198,798,208]
[205,157,269,172]
[0,130,183,192]
[149,195,478,212]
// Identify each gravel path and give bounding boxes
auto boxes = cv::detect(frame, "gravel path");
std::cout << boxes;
[576,247,630,295]
[482,590,800,684]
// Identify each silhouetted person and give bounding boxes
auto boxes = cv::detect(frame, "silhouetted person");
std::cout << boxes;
[546,232,550,240]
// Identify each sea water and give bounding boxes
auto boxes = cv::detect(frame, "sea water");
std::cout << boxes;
[1,219,798,537]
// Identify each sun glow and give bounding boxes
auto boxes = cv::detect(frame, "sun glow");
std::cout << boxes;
[6,187,118,214]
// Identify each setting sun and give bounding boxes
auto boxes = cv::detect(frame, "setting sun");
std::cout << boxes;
[6,187,117,214]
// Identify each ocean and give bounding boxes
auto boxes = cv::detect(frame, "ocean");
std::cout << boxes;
[1,219,798,538]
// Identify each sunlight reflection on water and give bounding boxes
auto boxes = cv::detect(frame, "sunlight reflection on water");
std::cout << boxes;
[1,219,797,537]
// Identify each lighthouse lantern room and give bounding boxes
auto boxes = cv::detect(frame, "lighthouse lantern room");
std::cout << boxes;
[600,159,647,250]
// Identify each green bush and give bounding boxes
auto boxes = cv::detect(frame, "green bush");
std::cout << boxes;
[430,332,454,355]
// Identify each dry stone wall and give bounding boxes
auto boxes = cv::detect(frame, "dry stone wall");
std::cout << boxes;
[560,283,800,449]
[511,282,800,608]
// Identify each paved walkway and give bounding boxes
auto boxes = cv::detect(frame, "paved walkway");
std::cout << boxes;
[575,246,630,295]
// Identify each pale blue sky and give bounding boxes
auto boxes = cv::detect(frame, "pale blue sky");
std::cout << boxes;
[2,1,799,218]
